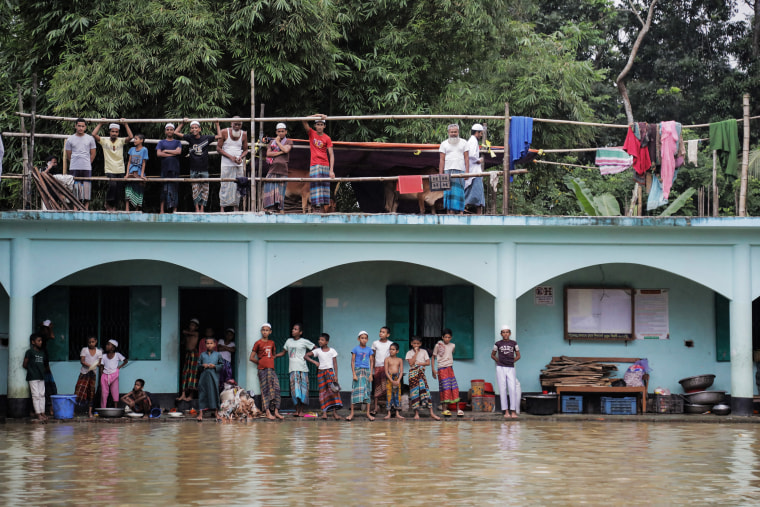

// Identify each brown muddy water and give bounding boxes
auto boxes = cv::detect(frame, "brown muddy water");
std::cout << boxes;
[0,420,758,505]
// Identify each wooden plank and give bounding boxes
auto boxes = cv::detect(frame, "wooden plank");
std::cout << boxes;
[552,357,640,363]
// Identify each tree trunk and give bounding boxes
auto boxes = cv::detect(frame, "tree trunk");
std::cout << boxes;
[754,0,760,60]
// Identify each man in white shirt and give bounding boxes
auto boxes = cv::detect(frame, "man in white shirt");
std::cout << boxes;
[65,118,97,209]
[465,123,485,215]
[438,123,469,215]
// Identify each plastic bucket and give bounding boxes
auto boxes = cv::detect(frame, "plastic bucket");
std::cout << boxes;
[471,379,485,397]
[51,394,77,419]
[482,394,496,413]
[471,396,485,412]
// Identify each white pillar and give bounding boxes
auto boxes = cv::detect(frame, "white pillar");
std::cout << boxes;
[8,238,33,417]
[494,241,517,333]
[729,242,753,416]
[245,239,268,394]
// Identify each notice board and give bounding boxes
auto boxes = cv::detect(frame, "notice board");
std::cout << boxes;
[564,287,634,341]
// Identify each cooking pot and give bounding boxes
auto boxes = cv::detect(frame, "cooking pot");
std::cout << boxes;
[678,374,715,392]
[682,390,725,405]
[711,404,731,416]
[684,403,712,414]
[96,407,125,418]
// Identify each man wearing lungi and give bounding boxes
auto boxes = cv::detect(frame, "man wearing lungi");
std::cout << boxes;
[438,123,469,215]
[465,123,485,214]
[300,114,334,213]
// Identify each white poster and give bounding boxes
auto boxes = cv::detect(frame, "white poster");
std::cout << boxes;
[534,286,554,306]
[635,289,669,340]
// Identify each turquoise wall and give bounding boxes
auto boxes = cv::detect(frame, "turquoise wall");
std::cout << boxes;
[0,287,8,395]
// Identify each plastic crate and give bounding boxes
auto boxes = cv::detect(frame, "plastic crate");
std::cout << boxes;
[601,396,637,415]
[561,395,583,414]
[648,394,684,414]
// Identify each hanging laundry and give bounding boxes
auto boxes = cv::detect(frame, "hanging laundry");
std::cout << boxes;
[674,122,686,168]
[646,123,658,165]
[397,175,423,194]
[660,121,679,200]
[509,116,533,171]
[595,148,633,175]
[709,119,739,179]
[686,140,699,166]
[623,126,651,175]
[647,174,669,210]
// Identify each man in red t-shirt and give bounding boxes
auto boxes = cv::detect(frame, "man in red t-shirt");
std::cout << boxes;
[250,323,286,420]
[300,114,335,212]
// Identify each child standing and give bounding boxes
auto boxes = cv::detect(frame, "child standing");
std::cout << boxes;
[178,318,200,402]
[406,337,441,420]
[306,333,343,420]
[23,333,48,421]
[282,323,316,417]
[491,325,521,419]
[371,326,393,415]
[125,134,148,211]
[75,336,102,416]
[121,379,152,415]
[100,339,127,409]
[250,323,285,420]
[217,328,236,389]
[384,343,405,420]
[197,337,224,421]
[432,328,462,417]
[347,331,374,421]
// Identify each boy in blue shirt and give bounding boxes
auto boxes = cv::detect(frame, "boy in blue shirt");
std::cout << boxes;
[347,331,374,421]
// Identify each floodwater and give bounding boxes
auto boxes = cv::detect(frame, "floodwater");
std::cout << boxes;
[0,420,759,505]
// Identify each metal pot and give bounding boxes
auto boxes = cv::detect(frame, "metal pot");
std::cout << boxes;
[525,394,557,415]
[97,407,125,418]
[712,404,731,416]
[678,374,715,392]
[683,390,726,405]
[684,403,712,414]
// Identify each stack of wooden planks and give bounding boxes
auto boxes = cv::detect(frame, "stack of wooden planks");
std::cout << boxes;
[540,356,619,389]
[30,166,87,211]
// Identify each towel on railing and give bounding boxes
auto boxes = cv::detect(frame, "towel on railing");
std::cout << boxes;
[595,148,633,175]
[396,175,423,194]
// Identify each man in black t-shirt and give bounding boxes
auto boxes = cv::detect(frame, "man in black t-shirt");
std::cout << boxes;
[491,325,521,419]
[175,119,221,212]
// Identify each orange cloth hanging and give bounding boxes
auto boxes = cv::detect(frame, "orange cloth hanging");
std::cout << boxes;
[396,175,423,194]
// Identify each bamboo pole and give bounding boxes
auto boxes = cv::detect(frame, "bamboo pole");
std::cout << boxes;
[503,103,510,216]
[257,104,265,212]
[739,93,750,217]
[249,69,255,213]
[713,150,718,217]
[17,84,30,209]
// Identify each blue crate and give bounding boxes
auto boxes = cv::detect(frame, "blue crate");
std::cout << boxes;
[561,395,583,414]
[601,396,637,415]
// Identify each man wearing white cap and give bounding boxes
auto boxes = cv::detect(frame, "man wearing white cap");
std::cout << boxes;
[92,118,134,211]
[438,123,469,215]
[65,118,97,209]
[175,118,222,213]
[466,124,486,215]
[157,123,183,214]
[491,325,520,418]
[263,122,293,212]
[217,116,249,212]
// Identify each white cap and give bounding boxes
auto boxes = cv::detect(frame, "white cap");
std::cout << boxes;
[261,323,272,329]
[190,121,200,127]
[226,328,235,334]
[501,325,511,331]
[108,339,119,348]
[42,319,52,327]
[358,330,369,337]
[276,122,287,129]
[314,118,326,124]
[108,123,120,130]
[165,123,175,129]
[190,318,200,325]
[471,123,484,131]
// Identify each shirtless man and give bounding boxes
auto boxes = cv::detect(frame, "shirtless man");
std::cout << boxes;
[384,343,405,420]
[178,318,200,401]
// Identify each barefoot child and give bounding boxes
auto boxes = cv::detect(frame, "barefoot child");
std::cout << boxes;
[197,337,223,421]
[75,336,102,416]
[384,343,404,419]
[121,379,152,415]
[371,326,393,415]
[492,325,521,419]
[178,318,200,402]
[306,333,343,420]
[100,339,127,409]
[282,324,316,417]
[125,134,148,211]
[347,331,374,421]
[250,323,285,420]
[23,333,48,421]
[406,337,441,420]
[432,328,462,416]
[217,328,236,390]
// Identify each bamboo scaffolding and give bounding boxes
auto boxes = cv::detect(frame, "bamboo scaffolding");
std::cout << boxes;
[739,93,750,217]
[503,102,510,215]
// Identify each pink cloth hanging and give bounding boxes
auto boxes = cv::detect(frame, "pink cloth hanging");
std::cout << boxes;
[660,121,678,200]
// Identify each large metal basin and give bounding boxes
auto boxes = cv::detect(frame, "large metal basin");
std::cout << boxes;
[683,391,725,405]
[678,374,715,392]
[97,407,125,418]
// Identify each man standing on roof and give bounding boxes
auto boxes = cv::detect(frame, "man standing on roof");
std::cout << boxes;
[92,118,134,211]
[301,114,334,213]
[175,118,220,213]
[465,123,485,215]
[65,118,97,210]
[156,123,182,214]
[217,116,249,212]
[438,123,469,215]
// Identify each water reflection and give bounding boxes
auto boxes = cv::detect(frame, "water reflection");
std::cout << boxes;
[0,421,758,504]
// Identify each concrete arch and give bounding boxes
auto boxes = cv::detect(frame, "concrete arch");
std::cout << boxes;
[266,240,498,297]
[515,243,734,299]
[23,239,249,298]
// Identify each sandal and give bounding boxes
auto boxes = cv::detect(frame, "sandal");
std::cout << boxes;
[442,410,452,417]
[457,410,465,417]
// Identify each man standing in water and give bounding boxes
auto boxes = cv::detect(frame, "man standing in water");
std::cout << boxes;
[301,114,335,213]
[92,118,134,211]
[217,117,249,212]
[438,123,469,215]
[156,123,182,214]
[65,118,97,210]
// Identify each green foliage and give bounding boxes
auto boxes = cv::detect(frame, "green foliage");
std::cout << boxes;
[659,187,696,217]
[565,176,601,216]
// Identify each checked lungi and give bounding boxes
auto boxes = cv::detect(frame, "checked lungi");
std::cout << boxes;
[437,366,460,403]
[289,371,309,406]
[317,368,342,411]
[309,164,330,207]
[386,372,401,410]
[258,368,281,411]
[443,169,464,211]
[409,365,432,410]
[351,367,372,405]
[191,170,209,207]
[373,366,387,401]
[74,371,97,408]
[181,350,200,393]
[262,173,287,210]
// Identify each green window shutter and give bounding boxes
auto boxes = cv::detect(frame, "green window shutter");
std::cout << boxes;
[299,287,323,395]
[715,293,730,362]
[268,287,292,393]
[33,286,69,361]
[443,285,474,360]
[386,285,410,358]
[129,286,162,360]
